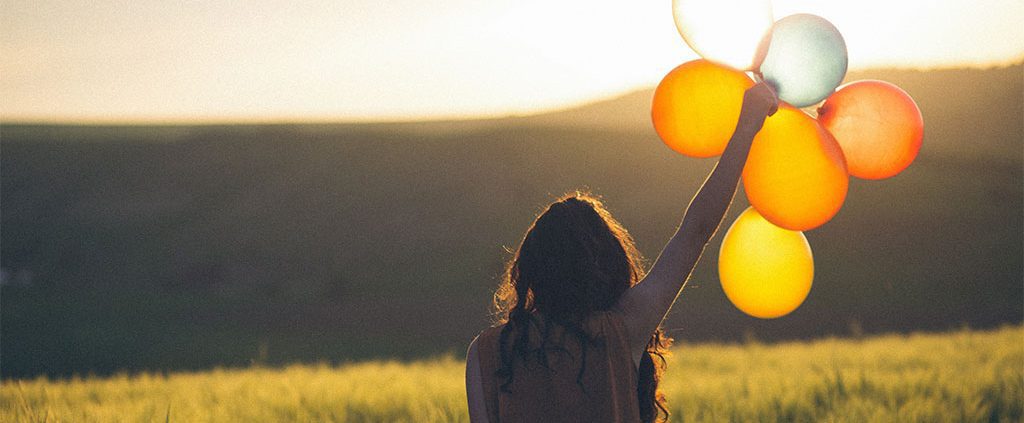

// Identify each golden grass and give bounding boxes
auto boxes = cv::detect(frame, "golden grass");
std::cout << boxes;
[3,326,1021,422]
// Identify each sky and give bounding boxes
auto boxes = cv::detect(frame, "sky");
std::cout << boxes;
[2,0,1022,123]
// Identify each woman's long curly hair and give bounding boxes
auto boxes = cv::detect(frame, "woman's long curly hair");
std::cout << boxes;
[492,192,672,423]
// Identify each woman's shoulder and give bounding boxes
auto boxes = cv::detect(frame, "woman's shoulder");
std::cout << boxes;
[471,323,508,352]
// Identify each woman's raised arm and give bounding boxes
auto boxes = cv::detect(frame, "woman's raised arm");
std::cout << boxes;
[614,82,778,363]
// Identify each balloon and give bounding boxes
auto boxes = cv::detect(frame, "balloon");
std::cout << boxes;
[760,14,848,108]
[672,0,774,70]
[652,59,754,158]
[719,207,814,319]
[817,80,924,180]
[743,105,848,231]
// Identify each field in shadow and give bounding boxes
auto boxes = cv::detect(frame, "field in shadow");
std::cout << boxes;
[1,65,1021,378]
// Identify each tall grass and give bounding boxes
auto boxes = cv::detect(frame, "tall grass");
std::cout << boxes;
[660,326,1022,422]
[3,326,1021,422]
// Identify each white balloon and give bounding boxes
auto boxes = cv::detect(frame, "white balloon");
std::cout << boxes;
[672,0,774,70]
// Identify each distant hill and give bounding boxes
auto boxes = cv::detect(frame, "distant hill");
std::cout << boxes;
[2,64,1021,378]
[525,66,1023,160]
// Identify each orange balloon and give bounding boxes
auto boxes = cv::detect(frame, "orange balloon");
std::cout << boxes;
[651,59,754,158]
[719,207,814,319]
[743,105,848,231]
[818,80,924,180]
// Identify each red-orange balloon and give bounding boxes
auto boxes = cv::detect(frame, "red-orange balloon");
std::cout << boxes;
[743,105,849,231]
[818,80,923,180]
[652,59,754,158]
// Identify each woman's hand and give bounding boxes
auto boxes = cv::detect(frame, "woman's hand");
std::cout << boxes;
[737,82,779,135]
[746,81,780,116]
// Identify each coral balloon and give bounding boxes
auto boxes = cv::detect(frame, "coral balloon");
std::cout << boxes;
[672,0,774,70]
[760,14,848,107]
[818,80,924,180]
[743,105,848,231]
[652,59,754,158]
[719,207,814,319]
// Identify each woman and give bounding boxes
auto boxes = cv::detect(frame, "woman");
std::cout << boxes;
[466,82,779,422]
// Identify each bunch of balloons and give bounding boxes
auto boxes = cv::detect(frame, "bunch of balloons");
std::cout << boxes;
[653,0,924,319]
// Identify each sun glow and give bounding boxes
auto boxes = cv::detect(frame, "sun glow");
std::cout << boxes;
[1,0,1020,122]
[672,0,774,70]
[770,0,1024,69]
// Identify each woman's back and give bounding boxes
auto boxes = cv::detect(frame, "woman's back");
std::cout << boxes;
[472,311,640,423]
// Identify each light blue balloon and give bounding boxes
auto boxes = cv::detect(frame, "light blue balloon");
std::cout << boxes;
[760,14,848,108]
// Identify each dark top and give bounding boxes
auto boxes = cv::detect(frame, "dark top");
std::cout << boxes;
[475,311,641,422]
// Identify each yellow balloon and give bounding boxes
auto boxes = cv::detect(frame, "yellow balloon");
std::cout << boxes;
[719,207,814,319]
[651,59,754,158]
[743,105,849,231]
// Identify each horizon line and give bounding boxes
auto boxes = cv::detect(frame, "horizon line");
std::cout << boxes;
[3,61,1021,128]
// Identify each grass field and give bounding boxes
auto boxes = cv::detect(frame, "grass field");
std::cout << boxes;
[3,326,1021,422]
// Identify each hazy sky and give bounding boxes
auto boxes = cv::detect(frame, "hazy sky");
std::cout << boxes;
[2,0,1022,122]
